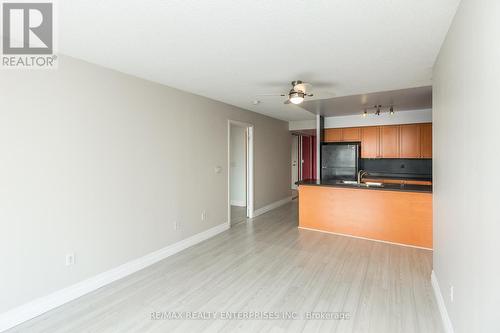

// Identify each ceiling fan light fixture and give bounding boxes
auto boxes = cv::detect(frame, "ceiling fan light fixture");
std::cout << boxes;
[289,91,305,104]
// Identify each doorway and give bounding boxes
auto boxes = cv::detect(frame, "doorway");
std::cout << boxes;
[228,120,254,226]
[291,133,317,190]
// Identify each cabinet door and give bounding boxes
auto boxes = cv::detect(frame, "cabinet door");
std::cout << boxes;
[361,126,380,158]
[420,123,432,158]
[324,128,342,142]
[342,127,361,142]
[400,124,421,158]
[381,125,400,158]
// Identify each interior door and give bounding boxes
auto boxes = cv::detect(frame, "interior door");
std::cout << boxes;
[291,135,299,189]
[311,135,317,179]
[301,136,312,180]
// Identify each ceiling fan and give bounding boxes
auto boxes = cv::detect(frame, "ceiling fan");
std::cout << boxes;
[257,80,314,105]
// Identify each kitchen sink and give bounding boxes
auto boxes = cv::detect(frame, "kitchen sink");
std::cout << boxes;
[339,180,384,187]
[364,182,383,187]
[340,180,358,185]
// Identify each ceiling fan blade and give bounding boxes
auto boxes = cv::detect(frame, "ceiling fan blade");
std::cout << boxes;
[308,90,336,99]
[255,93,286,97]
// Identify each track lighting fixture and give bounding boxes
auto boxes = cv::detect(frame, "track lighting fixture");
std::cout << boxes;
[361,104,395,117]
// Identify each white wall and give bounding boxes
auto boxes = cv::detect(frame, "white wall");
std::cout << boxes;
[433,0,500,332]
[289,119,316,131]
[324,109,432,128]
[289,109,432,130]
[230,125,246,206]
[0,55,291,314]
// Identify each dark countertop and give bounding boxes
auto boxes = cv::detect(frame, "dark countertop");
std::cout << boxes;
[361,174,432,181]
[296,179,432,193]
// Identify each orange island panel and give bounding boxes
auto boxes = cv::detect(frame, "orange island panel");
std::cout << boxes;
[298,185,432,249]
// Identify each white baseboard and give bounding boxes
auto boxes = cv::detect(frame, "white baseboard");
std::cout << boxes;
[252,196,293,218]
[230,200,246,207]
[431,270,454,333]
[0,221,230,332]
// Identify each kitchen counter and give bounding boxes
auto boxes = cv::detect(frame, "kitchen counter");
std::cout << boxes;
[296,179,432,193]
[297,180,433,249]
[363,174,432,181]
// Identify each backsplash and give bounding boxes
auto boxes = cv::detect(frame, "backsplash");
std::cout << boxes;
[360,159,432,180]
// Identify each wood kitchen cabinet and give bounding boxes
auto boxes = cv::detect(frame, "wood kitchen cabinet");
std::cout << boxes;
[324,128,342,142]
[400,124,421,158]
[323,123,432,159]
[324,127,360,142]
[420,123,433,158]
[361,126,380,158]
[342,127,361,141]
[380,125,400,158]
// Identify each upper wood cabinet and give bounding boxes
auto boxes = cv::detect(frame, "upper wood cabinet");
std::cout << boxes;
[400,124,421,158]
[323,122,432,159]
[380,125,400,158]
[324,127,361,142]
[420,123,432,158]
[342,127,361,142]
[361,126,380,158]
[324,128,342,142]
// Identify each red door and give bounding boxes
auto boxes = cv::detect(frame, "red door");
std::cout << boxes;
[311,136,317,179]
[301,136,312,180]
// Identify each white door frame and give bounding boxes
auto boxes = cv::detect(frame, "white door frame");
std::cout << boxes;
[228,120,255,224]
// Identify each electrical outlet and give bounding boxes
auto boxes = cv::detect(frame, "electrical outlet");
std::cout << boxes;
[201,211,207,221]
[450,285,454,302]
[65,253,75,266]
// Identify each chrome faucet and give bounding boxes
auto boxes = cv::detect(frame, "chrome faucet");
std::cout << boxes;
[357,169,368,184]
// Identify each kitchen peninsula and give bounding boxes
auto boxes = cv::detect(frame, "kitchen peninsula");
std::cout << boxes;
[297,180,432,249]
[298,122,433,249]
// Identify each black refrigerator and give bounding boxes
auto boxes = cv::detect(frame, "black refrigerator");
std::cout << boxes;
[321,143,360,181]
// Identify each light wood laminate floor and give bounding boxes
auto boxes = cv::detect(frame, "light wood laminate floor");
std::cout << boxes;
[8,202,442,333]
[230,205,247,225]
